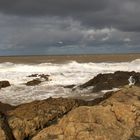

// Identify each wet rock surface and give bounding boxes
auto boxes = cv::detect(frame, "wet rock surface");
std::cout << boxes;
[79,71,140,92]
[25,78,42,86]
[27,74,50,81]
[26,74,50,86]
[0,81,10,89]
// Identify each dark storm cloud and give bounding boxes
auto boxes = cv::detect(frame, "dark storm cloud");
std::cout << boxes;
[0,0,140,32]
[0,0,107,16]
[0,0,140,55]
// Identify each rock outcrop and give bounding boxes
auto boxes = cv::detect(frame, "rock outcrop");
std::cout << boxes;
[0,81,10,89]
[0,112,15,140]
[25,78,42,86]
[79,71,140,92]
[7,98,82,140]
[32,86,140,140]
[26,74,50,86]
[0,79,140,140]
[27,74,50,81]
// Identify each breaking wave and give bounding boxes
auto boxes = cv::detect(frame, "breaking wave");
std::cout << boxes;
[0,59,140,105]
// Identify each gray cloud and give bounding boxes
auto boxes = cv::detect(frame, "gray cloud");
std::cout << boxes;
[0,0,140,55]
[0,0,140,32]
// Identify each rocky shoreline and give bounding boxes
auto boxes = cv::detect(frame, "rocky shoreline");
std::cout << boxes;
[0,71,140,140]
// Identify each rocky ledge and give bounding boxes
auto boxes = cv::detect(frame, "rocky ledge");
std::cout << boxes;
[79,71,140,92]
[32,86,140,140]
[0,85,139,140]
[0,71,140,140]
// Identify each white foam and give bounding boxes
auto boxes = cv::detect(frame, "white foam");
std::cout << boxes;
[0,59,140,105]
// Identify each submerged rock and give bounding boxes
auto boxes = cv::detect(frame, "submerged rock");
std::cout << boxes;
[0,81,10,89]
[79,71,140,92]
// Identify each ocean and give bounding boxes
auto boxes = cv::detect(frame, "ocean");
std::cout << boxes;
[0,54,140,105]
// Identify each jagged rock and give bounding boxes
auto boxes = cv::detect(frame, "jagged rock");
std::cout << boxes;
[27,74,50,81]
[26,74,50,86]
[32,86,140,140]
[0,81,10,89]
[79,71,140,92]
[0,112,15,140]
[0,81,139,140]
[25,78,42,86]
[7,98,81,140]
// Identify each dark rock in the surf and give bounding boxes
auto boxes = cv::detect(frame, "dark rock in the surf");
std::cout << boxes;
[64,84,76,88]
[25,78,41,86]
[27,74,38,77]
[80,71,140,92]
[27,74,50,81]
[39,74,50,81]
[0,81,10,89]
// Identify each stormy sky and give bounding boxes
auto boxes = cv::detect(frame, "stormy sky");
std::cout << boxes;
[0,0,140,55]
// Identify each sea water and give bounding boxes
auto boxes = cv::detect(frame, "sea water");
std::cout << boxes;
[0,59,140,105]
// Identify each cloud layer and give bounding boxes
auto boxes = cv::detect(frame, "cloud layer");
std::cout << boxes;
[0,0,140,55]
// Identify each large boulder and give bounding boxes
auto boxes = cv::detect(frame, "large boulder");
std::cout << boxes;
[0,81,10,89]
[79,71,140,92]
[32,86,140,140]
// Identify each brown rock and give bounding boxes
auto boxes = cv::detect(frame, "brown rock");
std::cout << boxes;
[0,82,139,140]
[32,86,140,140]
[0,81,10,89]
[0,102,15,113]
[0,112,15,140]
[7,98,80,140]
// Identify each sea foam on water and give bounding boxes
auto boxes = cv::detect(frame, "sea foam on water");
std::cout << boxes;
[0,59,140,105]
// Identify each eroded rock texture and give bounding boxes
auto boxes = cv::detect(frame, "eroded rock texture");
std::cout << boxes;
[32,86,140,140]
[7,98,81,140]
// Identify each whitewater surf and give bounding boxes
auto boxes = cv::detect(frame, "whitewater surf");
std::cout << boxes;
[0,59,140,105]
